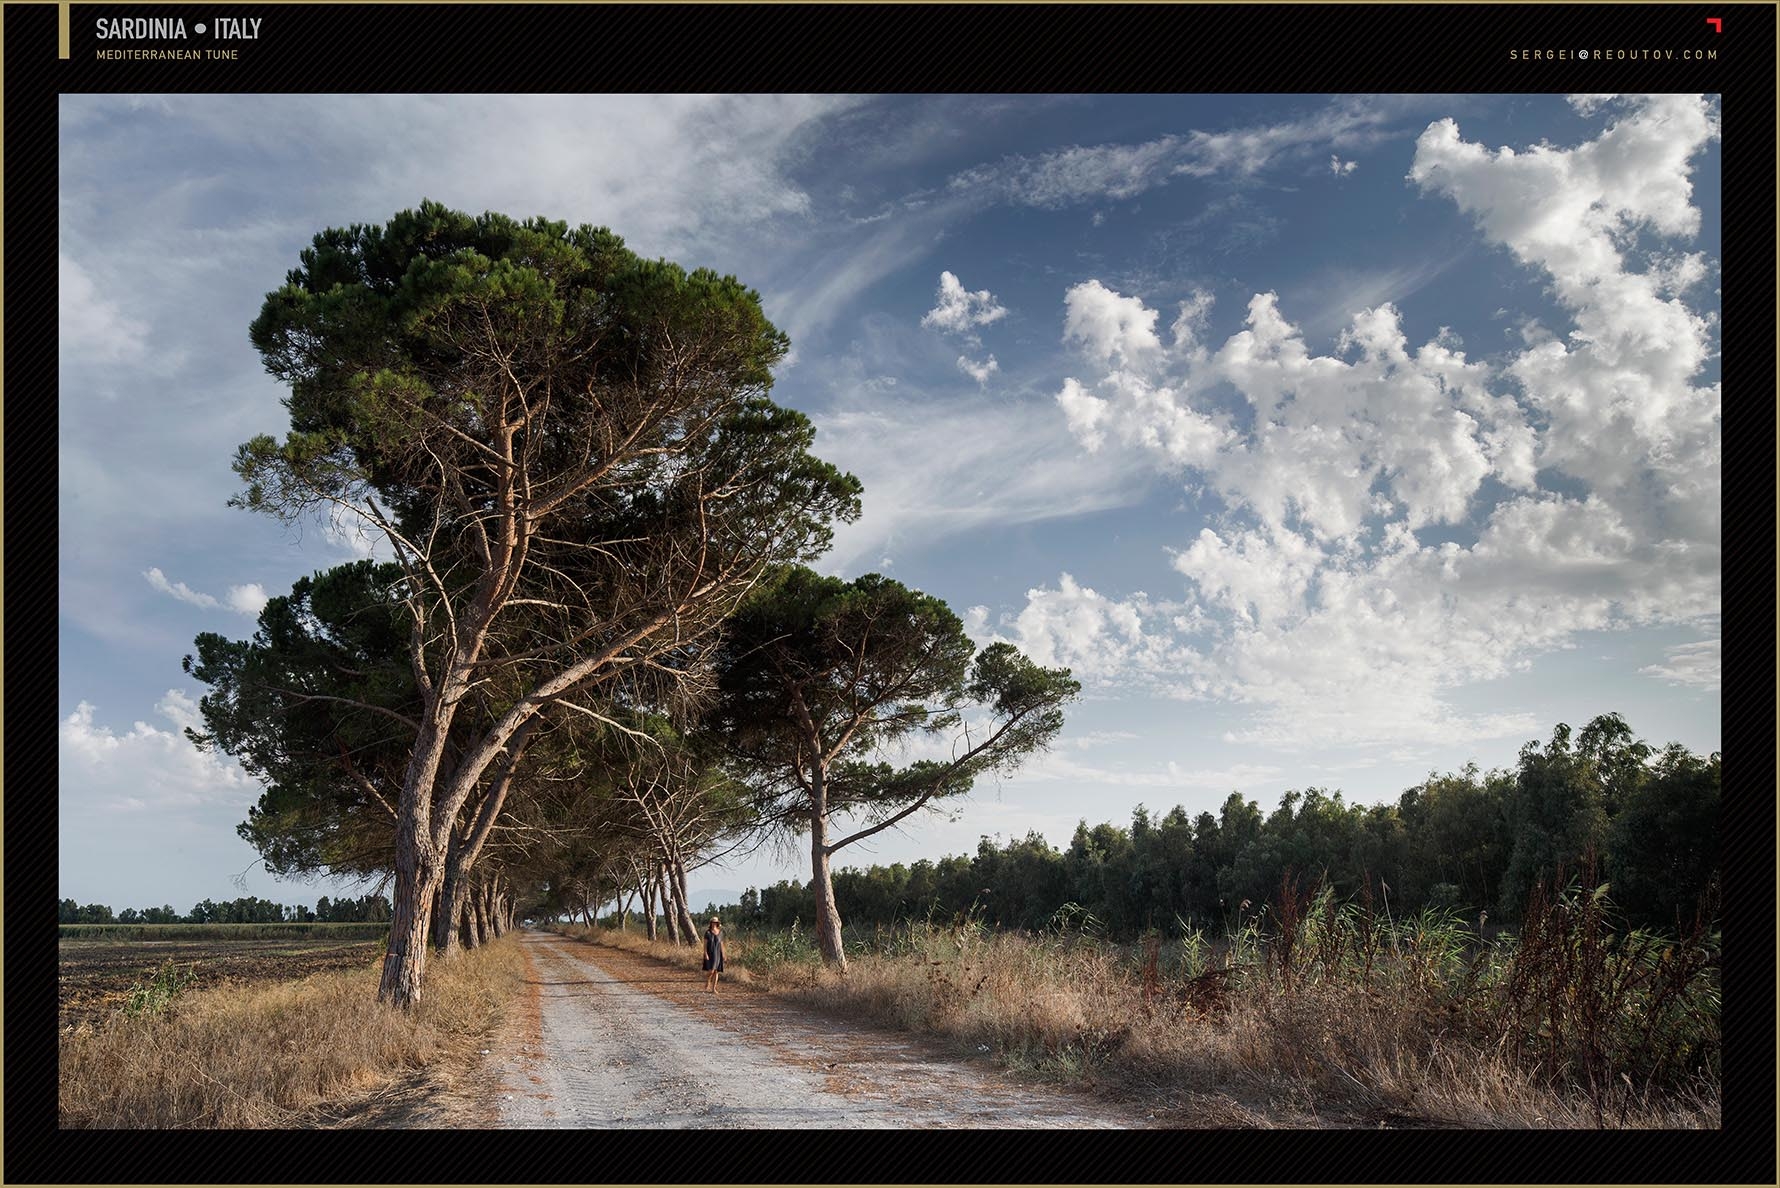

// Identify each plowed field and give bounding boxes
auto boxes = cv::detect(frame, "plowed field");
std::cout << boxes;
[59,936,386,1029]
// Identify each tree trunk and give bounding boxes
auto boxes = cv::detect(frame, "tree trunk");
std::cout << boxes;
[657,864,682,943]
[435,833,470,957]
[672,853,699,945]
[472,883,490,946]
[810,809,847,971]
[641,875,658,941]
[663,868,683,944]
[380,839,440,1004]
[459,891,477,950]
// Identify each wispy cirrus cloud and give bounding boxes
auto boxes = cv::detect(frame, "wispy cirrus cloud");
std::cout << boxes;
[1639,639,1720,691]
[813,390,1154,576]
[946,96,1402,209]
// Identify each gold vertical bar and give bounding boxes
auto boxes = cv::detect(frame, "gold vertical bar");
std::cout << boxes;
[60,1,72,59]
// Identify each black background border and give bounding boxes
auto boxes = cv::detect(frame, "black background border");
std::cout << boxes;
[7,2,1774,1183]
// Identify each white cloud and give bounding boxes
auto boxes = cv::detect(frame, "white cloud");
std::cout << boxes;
[59,252,150,364]
[1062,730,1141,751]
[78,95,857,262]
[1170,290,1216,350]
[768,195,978,344]
[1173,98,1394,179]
[144,567,220,610]
[1013,96,1720,749]
[952,135,1190,207]
[922,270,1008,339]
[60,696,252,815]
[947,97,1398,208]
[1172,525,1325,628]
[1063,280,1164,371]
[226,584,270,616]
[1330,155,1358,176]
[957,354,999,385]
[1410,94,1721,505]
[1639,639,1720,691]
[1017,750,1286,791]
[813,380,1154,575]
[144,567,267,616]
[320,503,386,559]
[986,574,1201,695]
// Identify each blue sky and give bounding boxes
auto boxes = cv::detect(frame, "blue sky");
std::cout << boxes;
[59,94,1722,911]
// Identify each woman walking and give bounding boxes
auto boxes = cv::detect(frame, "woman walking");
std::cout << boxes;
[703,917,725,995]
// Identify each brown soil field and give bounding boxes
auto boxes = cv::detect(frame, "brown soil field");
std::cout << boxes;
[59,937,386,1030]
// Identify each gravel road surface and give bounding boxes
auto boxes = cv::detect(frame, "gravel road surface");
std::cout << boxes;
[485,929,1133,1128]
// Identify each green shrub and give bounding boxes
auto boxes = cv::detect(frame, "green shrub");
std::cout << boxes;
[121,960,198,1017]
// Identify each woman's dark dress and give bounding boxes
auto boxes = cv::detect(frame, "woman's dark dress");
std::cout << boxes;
[703,929,725,972]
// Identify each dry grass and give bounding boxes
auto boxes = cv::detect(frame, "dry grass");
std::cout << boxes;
[59,939,524,1128]
[781,932,1717,1129]
[556,896,1719,1130]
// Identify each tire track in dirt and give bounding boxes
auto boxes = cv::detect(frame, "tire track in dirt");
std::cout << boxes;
[487,930,1134,1128]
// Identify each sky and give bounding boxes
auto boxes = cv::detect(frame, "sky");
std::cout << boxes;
[58,93,1722,913]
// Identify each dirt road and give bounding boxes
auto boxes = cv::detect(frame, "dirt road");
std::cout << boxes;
[479,929,1134,1128]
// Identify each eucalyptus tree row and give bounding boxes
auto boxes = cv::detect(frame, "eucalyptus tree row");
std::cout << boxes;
[192,202,1075,1006]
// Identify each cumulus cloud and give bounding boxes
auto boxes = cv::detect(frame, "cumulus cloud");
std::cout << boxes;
[1170,290,1216,351]
[1331,155,1359,176]
[144,567,268,616]
[1639,639,1720,691]
[1014,95,1720,748]
[922,270,1007,339]
[225,584,270,616]
[60,696,252,814]
[1063,280,1165,371]
[1410,94,1721,506]
[957,354,999,385]
[985,574,1203,696]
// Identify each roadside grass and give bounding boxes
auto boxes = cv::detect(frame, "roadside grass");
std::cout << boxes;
[58,939,523,1128]
[559,878,1719,1129]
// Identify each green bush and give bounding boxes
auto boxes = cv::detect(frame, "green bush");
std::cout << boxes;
[121,960,198,1017]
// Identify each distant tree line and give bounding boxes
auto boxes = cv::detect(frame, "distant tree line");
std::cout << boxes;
[713,715,1719,938]
[58,894,392,925]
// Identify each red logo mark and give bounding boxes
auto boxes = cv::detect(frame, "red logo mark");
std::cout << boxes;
[1705,17,1722,32]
